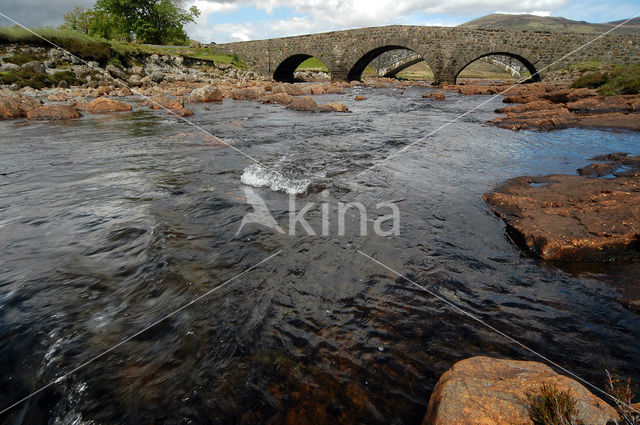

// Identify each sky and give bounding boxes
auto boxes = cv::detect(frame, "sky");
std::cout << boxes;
[0,0,638,43]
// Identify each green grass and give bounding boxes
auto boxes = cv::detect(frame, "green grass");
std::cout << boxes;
[0,26,246,69]
[0,26,113,65]
[571,64,640,95]
[567,60,605,73]
[296,57,328,72]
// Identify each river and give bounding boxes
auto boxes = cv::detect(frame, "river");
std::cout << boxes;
[1,84,639,424]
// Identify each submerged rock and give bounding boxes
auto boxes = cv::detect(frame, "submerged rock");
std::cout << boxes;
[483,157,640,261]
[424,356,619,425]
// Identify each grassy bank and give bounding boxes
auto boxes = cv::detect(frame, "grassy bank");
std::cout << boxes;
[0,26,244,68]
[571,63,640,95]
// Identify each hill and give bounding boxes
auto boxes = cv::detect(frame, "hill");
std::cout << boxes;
[459,14,640,35]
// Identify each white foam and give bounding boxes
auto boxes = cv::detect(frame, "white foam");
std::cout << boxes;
[240,164,310,195]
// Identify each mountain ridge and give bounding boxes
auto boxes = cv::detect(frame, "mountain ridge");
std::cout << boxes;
[459,14,640,35]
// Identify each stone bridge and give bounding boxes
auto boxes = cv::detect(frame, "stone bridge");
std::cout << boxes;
[211,25,640,84]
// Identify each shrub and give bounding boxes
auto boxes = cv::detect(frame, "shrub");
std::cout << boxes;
[49,70,78,86]
[571,71,609,89]
[597,65,640,95]
[0,71,18,85]
[606,370,640,425]
[526,384,583,425]
[107,57,122,68]
[2,52,45,65]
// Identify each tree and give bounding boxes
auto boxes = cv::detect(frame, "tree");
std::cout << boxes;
[92,0,200,44]
[60,6,92,34]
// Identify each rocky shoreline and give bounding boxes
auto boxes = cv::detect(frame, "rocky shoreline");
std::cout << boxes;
[440,81,640,131]
[2,44,639,132]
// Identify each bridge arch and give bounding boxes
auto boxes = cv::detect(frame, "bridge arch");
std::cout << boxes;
[347,44,436,82]
[273,53,330,82]
[453,48,541,83]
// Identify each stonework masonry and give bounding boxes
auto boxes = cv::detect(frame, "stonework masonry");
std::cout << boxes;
[211,25,640,83]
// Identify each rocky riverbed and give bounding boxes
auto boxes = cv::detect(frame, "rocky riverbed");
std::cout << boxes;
[2,42,640,425]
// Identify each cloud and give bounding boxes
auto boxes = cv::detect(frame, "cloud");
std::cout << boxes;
[187,0,573,42]
[0,0,94,27]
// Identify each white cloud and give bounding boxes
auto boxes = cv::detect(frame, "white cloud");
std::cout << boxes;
[187,0,572,42]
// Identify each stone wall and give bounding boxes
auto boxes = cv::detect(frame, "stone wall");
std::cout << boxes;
[211,25,640,83]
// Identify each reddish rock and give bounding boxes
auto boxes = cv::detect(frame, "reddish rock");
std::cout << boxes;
[231,87,265,100]
[496,100,564,114]
[258,92,294,105]
[287,96,319,112]
[272,83,304,96]
[324,86,345,94]
[502,95,529,104]
[319,102,350,112]
[187,85,223,103]
[483,159,640,261]
[86,97,132,113]
[567,87,598,102]
[490,107,577,131]
[117,87,133,96]
[145,95,184,111]
[95,85,112,97]
[540,89,572,103]
[26,105,81,120]
[354,95,367,101]
[310,85,325,95]
[457,85,503,95]
[423,91,445,100]
[575,112,640,131]
[47,93,69,102]
[167,107,193,117]
[0,92,42,119]
[424,357,619,425]
[567,96,634,114]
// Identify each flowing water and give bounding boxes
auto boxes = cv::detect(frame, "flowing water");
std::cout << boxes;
[1,85,640,424]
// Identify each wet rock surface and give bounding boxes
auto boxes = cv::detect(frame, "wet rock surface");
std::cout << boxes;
[452,81,640,131]
[484,154,640,262]
[424,356,619,425]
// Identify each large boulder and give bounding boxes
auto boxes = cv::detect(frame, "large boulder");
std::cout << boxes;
[21,61,45,73]
[272,83,304,96]
[187,85,223,103]
[106,64,127,80]
[231,87,265,100]
[319,102,350,112]
[424,357,619,425]
[26,105,81,120]
[483,157,640,261]
[0,92,42,119]
[286,96,318,112]
[150,70,165,83]
[258,92,294,105]
[86,97,132,113]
